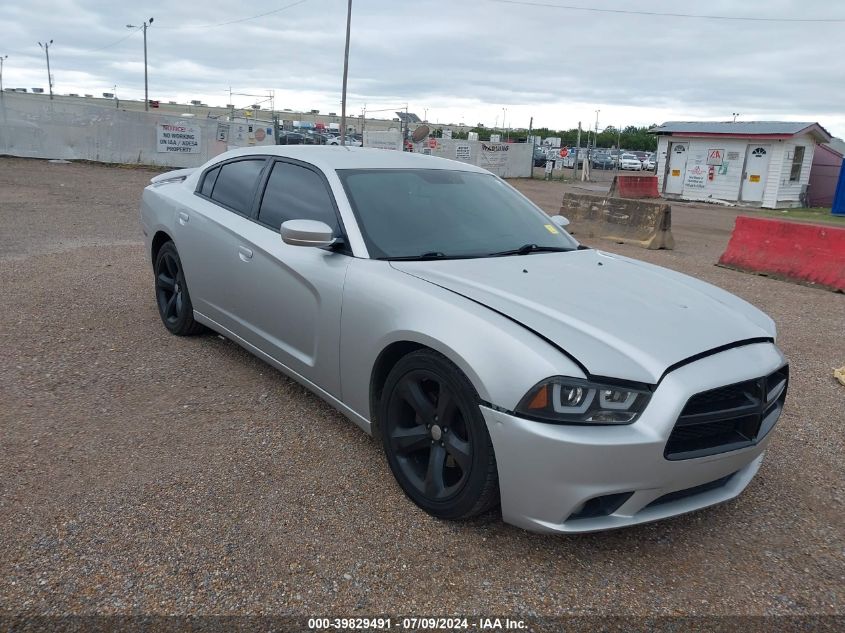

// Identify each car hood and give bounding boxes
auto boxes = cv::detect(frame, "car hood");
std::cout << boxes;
[391,249,775,385]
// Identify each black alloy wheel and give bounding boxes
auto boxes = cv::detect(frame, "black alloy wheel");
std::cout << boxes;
[380,350,499,520]
[154,241,205,336]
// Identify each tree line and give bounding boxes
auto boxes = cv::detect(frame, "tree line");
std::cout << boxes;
[432,124,658,151]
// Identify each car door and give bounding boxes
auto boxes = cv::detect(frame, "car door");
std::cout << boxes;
[176,156,270,337]
[228,158,352,397]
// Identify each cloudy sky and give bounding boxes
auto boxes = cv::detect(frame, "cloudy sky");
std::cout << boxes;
[2,0,844,136]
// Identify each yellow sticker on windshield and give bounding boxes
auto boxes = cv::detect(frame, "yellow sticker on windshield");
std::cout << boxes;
[544,224,559,234]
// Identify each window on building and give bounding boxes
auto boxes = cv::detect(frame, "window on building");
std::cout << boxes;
[789,146,805,182]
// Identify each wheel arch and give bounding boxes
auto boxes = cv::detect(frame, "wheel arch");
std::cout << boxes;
[150,230,173,266]
[368,338,484,439]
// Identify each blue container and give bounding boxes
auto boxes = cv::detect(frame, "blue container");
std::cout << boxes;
[833,161,845,215]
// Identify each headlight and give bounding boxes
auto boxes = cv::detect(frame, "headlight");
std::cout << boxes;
[516,377,652,425]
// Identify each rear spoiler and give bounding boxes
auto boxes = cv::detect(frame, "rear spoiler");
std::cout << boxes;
[150,168,197,185]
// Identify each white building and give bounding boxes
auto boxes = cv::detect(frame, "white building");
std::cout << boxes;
[651,121,832,208]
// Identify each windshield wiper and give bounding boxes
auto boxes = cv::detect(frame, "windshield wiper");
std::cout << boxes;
[488,244,573,257]
[381,251,463,261]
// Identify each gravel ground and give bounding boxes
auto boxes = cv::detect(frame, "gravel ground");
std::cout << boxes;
[1,158,843,623]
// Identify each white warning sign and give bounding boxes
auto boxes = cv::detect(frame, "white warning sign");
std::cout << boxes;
[706,148,724,166]
[157,123,201,153]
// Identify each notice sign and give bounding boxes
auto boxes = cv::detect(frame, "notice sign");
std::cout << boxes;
[706,148,724,166]
[684,164,707,189]
[157,123,201,153]
[480,142,509,169]
[456,144,471,161]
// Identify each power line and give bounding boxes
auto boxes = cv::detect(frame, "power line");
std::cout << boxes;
[155,0,310,30]
[81,26,142,54]
[488,0,845,23]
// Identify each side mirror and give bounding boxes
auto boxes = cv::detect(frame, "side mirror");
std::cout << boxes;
[280,219,336,248]
[552,215,570,228]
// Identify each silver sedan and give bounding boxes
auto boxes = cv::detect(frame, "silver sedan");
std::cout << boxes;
[140,146,788,533]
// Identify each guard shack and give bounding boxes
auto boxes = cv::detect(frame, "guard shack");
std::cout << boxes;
[650,121,832,208]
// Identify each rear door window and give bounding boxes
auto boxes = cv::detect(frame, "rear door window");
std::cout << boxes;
[199,166,220,197]
[209,159,266,215]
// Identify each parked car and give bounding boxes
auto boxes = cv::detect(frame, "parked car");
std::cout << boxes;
[278,132,307,145]
[591,152,614,170]
[141,146,787,533]
[643,155,657,171]
[327,135,362,147]
[631,151,649,163]
[619,153,643,170]
[533,147,548,167]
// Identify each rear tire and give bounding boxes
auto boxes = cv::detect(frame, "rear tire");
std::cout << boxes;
[153,241,206,336]
[380,349,499,520]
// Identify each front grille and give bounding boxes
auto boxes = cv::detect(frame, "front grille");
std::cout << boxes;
[665,365,788,461]
[645,472,736,509]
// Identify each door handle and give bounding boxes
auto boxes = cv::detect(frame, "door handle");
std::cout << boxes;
[238,246,253,262]
[178,211,189,225]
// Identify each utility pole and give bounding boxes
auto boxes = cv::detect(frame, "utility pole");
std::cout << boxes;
[615,126,621,178]
[37,41,53,99]
[527,115,533,174]
[0,55,7,95]
[576,121,582,180]
[339,0,352,146]
[126,18,153,110]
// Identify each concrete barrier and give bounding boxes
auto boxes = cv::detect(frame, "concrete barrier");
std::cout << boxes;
[608,175,660,199]
[560,192,675,249]
[718,216,845,292]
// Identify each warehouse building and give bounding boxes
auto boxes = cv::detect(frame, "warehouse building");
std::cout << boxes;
[650,121,832,208]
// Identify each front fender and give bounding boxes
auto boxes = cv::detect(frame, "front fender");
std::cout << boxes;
[339,259,586,425]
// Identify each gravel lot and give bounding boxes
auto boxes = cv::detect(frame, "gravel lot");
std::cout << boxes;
[1,157,843,623]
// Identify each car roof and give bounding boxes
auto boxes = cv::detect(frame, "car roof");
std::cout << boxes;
[206,145,489,173]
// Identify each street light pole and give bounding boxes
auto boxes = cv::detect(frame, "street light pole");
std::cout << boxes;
[37,41,53,99]
[339,0,352,146]
[126,18,153,110]
[0,55,7,95]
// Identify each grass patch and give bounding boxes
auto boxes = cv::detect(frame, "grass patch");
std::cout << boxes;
[750,207,845,226]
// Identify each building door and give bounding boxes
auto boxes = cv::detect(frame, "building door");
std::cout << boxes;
[664,142,688,194]
[740,145,771,202]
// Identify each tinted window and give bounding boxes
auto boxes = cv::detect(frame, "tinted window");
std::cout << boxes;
[210,159,265,214]
[258,162,338,232]
[199,166,220,197]
[338,169,578,259]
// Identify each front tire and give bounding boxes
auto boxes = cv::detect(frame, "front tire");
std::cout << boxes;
[153,241,205,336]
[380,349,499,520]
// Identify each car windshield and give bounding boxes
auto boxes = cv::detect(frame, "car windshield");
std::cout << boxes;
[337,169,578,259]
